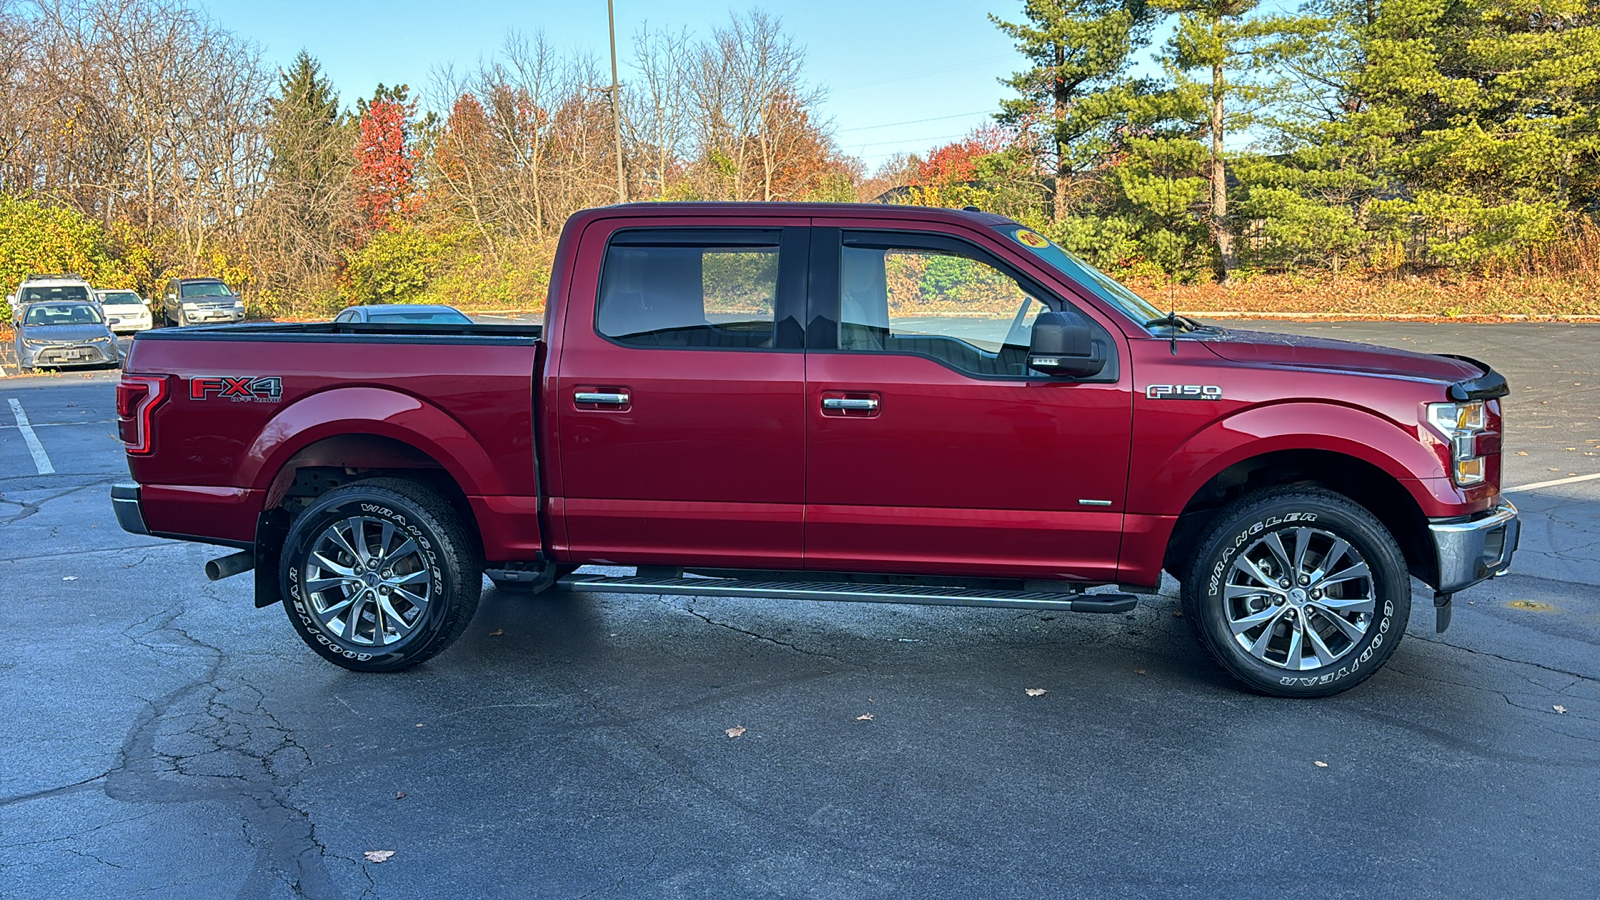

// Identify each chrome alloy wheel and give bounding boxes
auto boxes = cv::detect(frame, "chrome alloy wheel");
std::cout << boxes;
[301,516,432,649]
[1224,527,1376,671]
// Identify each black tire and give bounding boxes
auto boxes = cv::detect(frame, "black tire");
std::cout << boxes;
[280,478,482,672]
[1181,487,1411,697]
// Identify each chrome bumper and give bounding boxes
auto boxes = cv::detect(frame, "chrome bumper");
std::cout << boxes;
[1429,500,1519,594]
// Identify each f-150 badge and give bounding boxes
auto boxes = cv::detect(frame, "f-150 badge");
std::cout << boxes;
[189,375,283,403]
[1146,384,1222,400]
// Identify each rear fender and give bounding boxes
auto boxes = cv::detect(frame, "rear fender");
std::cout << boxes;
[244,387,499,498]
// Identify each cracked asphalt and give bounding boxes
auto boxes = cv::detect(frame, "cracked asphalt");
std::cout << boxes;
[1,322,1597,899]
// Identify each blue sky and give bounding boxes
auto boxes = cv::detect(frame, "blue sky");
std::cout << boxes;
[201,1,1036,171]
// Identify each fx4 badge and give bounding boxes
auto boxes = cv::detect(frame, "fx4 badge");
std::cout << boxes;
[190,375,283,403]
[1146,384,1222,401]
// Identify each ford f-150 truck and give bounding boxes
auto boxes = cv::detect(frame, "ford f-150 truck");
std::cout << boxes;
[111,203,1519,696]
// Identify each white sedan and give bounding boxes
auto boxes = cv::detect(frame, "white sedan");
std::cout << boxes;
[96,289,153,332]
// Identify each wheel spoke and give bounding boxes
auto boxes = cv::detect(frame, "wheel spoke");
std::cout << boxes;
[388,538,418,564]
[378,597,414,636]
[1312,595,1373,615]
[1309,538,1350,584]
[1263,532,1294,580]
[306,576,355,594]
[343,594,368,641]
[1225,584,1276,602]
[392,569,429,586]
[1311,606,1369,644]
[1291,527,1311,577]
[310,552,354,577]
[1304,623,1340,664]
[1284,621,1305,670]
[1229,605,1284,636]
[1316,562,1371,590]
[393,586,429,609]
[319,595,355,617]
[377,520,396,561]
[328,521,362,562]
[1233,555,1280,590]
[1248,620,1280,660]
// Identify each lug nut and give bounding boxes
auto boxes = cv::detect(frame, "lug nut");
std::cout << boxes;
[1299,575,1310,585]
[353,565,364,575]
[1273,596,1285,606]
[379,585,390,596]
[1311,589,1322,600]
[1279,579,1291,589]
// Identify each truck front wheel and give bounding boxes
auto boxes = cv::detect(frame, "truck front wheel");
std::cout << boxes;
[1181,487,1411,697]
[280,478,482,672]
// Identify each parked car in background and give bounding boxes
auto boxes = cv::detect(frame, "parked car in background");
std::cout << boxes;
[332,304,473,324]
[159,277,244,326]
[96,288,153,332]
[14,300,121,371]
[10,273,95,323]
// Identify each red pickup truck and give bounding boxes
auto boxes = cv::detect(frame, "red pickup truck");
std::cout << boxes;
[112,203,1518,696]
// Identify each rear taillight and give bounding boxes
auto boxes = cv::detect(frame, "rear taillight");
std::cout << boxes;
[117,375,169,454]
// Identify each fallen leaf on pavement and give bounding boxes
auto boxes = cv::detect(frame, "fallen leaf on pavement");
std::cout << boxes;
[62,576,78,581]
[1516,451,1528,456]
[1025,688,1047,697]
[1314,760,1329,768]
[855,714,873,721]
[1554,706,1568,715]
[364,850,395,864]
[1134,669,1147,676]
[395,791,407,800]
[488,629,504,636]
[725,726,746,738]
[1172,611,1182,618]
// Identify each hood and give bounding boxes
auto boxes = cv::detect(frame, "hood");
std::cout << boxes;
[1199,328,1482,383]
[21,323,114,342]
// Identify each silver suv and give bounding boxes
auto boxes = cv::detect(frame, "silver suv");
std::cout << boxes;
[161,277,245,326]
[10,274,95,324]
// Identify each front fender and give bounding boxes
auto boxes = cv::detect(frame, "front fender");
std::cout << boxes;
[1130,401,1455,517]
[243,387,502,497]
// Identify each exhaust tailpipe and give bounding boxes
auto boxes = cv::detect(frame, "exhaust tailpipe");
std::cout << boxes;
[206,550,256,581]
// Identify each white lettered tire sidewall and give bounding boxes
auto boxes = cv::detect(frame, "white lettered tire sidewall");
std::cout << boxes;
[280,479,481,672]
[1182,488,1412,697]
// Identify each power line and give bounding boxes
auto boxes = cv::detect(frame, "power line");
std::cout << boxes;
[836,109,994,134]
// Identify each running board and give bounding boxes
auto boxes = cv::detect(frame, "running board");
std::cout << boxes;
[557,575,1137,613]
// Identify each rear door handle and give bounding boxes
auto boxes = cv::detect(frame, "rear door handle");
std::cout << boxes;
[822,398,878,411]
[820,391,881,417]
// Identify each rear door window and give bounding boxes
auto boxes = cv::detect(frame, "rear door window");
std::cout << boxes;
[596,231,782,350]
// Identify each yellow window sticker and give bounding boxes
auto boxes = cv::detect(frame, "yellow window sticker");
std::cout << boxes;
[1014,229,1049,249]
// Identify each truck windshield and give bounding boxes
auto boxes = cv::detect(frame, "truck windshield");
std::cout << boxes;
[991,224,1164,328]
[22,285,89,303]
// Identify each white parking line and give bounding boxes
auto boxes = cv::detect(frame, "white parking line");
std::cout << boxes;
[7,398,55,474]
[1503,472,1600,493]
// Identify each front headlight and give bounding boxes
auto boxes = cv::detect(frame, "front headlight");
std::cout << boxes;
[1426,400,1489,487]
[182,302,198,310]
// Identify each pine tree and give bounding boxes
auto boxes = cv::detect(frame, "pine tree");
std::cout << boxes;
[1153,1,1323,281]
[991,1,1157,224]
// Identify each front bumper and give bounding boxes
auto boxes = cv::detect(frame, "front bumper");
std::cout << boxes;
[20,343,118,367]
[1429,500,1519,593]
[182,306,245,323]
[112,483,150,535]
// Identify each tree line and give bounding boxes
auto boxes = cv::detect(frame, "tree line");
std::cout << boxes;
[1,0,1594,319]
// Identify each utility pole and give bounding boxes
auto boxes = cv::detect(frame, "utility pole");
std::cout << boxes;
[608,0,626,204]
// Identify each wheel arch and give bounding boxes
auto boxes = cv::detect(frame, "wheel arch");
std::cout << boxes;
[1163,448,1436,587]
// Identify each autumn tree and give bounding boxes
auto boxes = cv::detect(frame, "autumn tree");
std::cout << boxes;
[353,84,418,232]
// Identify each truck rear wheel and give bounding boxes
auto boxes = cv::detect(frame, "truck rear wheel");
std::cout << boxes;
[1181,487,1411,697]
[280,478,482,672]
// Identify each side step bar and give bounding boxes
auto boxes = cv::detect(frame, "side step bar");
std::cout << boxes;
[557,574,1137,614]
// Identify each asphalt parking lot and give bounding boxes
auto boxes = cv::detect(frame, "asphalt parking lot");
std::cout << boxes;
[1,321,1597,899]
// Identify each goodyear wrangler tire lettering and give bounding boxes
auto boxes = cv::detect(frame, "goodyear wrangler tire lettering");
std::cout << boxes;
[1182,487,1410,698]
[278,478,482,673]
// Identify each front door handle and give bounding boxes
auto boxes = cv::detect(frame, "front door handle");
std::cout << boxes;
[575,391,630,405]
[822,397,878,411]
